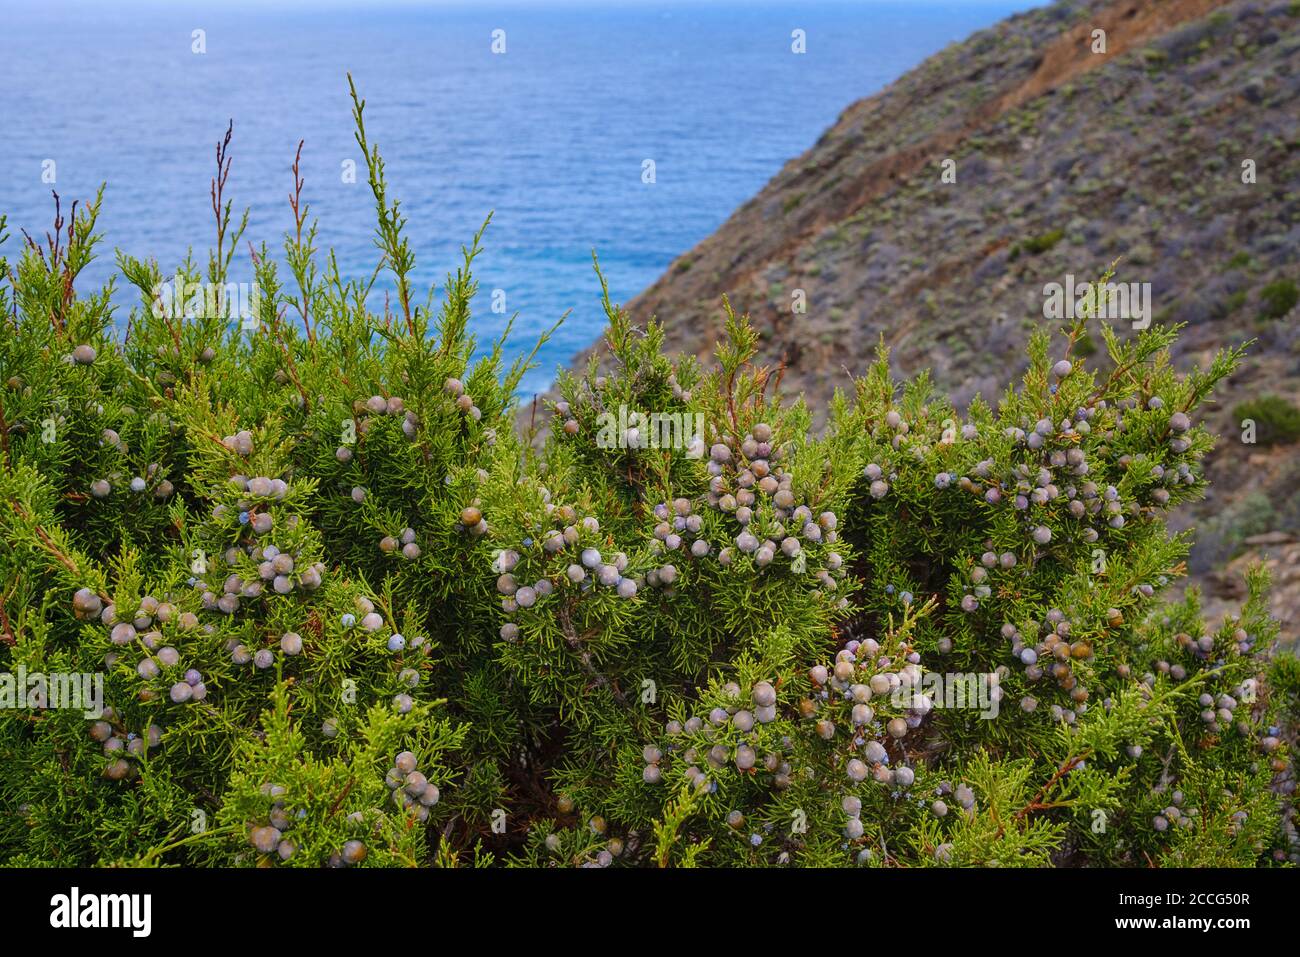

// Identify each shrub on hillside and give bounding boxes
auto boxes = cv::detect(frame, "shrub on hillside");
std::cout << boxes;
[1234,394,1300,447]
[0,91,1295,868]
[1258,279,1298,322]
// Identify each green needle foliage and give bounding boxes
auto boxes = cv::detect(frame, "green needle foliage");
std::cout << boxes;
[0,90,1295,869]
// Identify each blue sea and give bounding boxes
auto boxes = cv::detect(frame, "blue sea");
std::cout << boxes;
[0,0,1040,396]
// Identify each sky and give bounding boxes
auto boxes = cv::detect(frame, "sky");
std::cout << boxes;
[11,0,1045,10]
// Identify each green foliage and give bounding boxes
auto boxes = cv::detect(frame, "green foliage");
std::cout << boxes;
[1258,279,1298,321]
[1009,228,1065,261]
[1234,394,1300,446]
[0,91,1295,869]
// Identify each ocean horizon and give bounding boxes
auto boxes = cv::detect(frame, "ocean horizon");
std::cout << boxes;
[1,0,1043,395]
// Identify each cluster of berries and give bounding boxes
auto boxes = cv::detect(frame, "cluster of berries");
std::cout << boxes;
[343,595,431,670]
[804,635,924,791]
[72,587,105,621]
[93,592,210,707]
[88,430,175,500]
[220,429,254,457]
[214,473,292,538]
[443,377,482,422]
[197,541,323,612]
[89,708,163,781]
[949,548,1012,616]
[198,472,325,612]
[706,424,846,601]
[389,660,425,714]
[1006,391,1198,533]
[457,504,489,537]
[861,412,938,492]
[1002,609,1092,713]
[359,393,407,419]
[551,398,579,437]
[649,498,709,565]
[378,524,422,560]
[930,780,979,830]
[542,801,622,867]
[248,783,303,861]
[339,594,396,635]
[1261,729,1299,863]
[229,630,304,671]
[551,364,697,447]
[363,391,421,439]
[495,508,641,641]
[334,391,421,462]
[866,380,1202,575]
[1195,687,1245,735]
[384,750,441,822]
[1150,788,1198,833]
[641,681,789,793]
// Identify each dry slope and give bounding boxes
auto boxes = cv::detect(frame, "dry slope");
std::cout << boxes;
[569,0,1300,634]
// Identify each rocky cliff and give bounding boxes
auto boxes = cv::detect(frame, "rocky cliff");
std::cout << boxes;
[571,0,1300,635]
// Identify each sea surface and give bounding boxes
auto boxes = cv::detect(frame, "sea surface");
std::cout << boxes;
[0,0,1041,395]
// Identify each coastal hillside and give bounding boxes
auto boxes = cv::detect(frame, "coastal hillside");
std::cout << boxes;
[573,0,1300,631]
